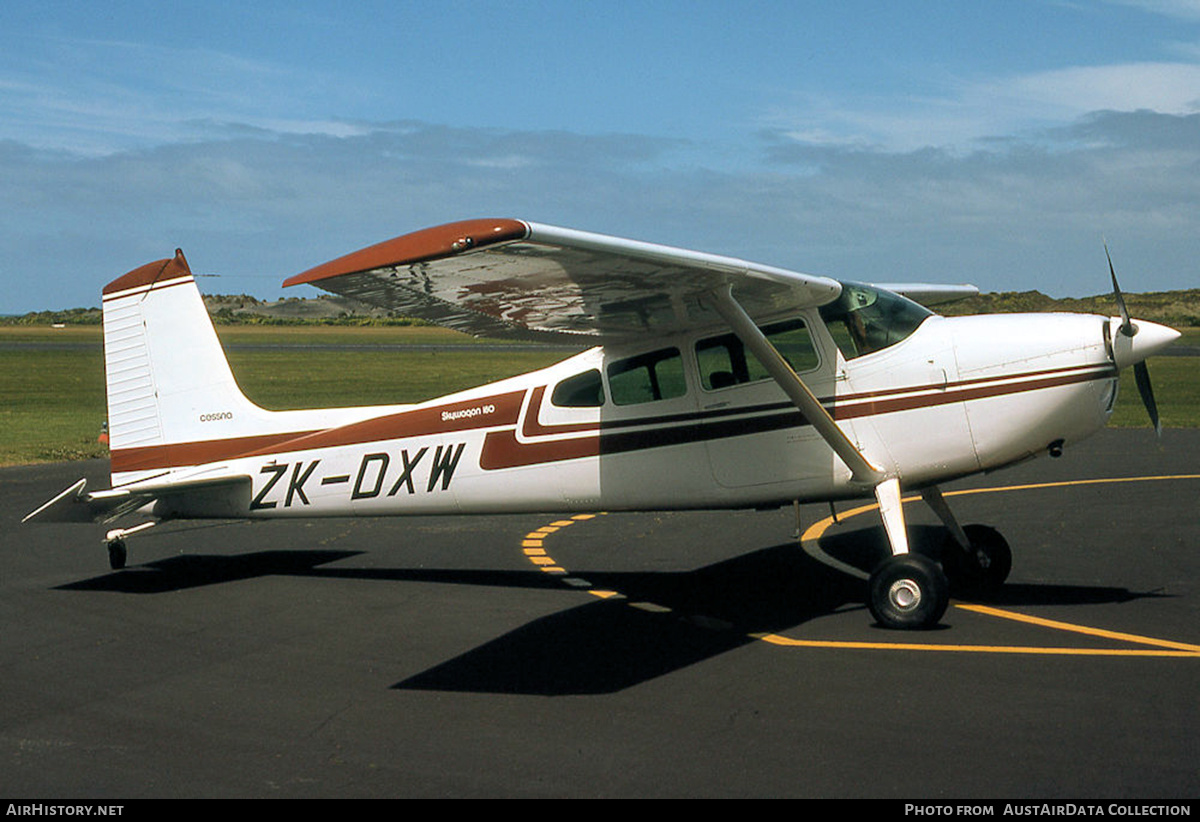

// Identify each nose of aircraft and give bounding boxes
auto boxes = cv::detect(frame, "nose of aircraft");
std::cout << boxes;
[1110,318,1181,370]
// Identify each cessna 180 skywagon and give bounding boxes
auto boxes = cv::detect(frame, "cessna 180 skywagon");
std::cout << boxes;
[23,218,1180,629]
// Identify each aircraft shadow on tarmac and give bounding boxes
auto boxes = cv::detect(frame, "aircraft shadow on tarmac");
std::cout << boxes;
[55,523,1161,695]
[391,525,1161,695]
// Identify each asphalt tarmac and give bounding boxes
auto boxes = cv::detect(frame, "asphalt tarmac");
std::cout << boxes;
[2,429,1197,799]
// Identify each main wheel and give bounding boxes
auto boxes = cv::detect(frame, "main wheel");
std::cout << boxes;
[868,553,949,630]
[941,524,1011,595]
[107,539,127,570]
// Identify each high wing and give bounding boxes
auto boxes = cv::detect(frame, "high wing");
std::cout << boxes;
[283,219,844,341]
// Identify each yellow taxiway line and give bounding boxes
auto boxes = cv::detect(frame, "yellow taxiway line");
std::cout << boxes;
[519,475,1200,658]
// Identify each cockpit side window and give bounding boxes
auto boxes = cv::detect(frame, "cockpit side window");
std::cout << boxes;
[818,282,932,360]
[696,318,818,390]
[551,369,605,408]
[607,347,687,406]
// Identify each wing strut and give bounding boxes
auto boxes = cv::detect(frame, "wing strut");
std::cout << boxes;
[707,285,885,486]
[707,285,913,557]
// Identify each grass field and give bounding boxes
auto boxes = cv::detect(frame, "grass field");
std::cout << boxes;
[0,325,572,465]
[1,324,1196,466]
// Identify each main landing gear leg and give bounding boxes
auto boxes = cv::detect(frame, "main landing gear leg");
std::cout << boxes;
[867,478,949,630]
[921,486,1011,595]
[705,286,948,629]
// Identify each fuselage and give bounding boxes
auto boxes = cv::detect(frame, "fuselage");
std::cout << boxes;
[141,299,1132,522]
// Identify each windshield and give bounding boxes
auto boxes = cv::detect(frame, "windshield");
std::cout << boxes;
[818,281,932,359]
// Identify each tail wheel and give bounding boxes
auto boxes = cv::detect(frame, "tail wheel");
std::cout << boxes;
[941,524,1011,595]
[107,539,127,570]
[868,553,949,630]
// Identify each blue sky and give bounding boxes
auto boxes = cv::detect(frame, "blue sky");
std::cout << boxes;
[2,1,1199,312]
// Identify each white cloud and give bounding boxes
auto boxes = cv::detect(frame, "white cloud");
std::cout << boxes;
[1106,0,1200,22]
[1,110,1195,314]
[764,59,1200,155]
[0,34,370,155]
[995,62,1200,116]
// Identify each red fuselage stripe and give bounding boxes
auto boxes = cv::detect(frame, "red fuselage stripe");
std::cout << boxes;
[110,391,525,473]
[480,363,1116,469]
[110,364,1115,473]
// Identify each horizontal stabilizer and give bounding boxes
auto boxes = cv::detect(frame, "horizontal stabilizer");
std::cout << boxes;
[21,479,96,524]
[22,474,251,525]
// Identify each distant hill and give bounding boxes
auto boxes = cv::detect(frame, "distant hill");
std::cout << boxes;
[938,289,1200,328]
[201,293,413,325]
[5,289,1199,327]
[3,294,413,327]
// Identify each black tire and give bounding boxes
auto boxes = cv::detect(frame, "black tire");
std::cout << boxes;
[868,553,949,629]
[107,539,127,570]
[941,524,1011,595]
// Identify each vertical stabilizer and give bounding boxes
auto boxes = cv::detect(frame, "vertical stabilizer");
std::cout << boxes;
[101,251,272,484]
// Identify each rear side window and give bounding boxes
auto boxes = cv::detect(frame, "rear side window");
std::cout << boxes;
[607,347,687,406]
[551,369,605,407]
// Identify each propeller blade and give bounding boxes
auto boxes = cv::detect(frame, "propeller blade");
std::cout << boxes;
[1133,361,1162,437]
[1105,243,1136,338]
[1105,242,1168,435]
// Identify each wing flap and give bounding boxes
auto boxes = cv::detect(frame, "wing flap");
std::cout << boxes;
[284,219,843,341]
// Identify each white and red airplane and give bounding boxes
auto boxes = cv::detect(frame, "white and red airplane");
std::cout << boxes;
[23,218,1179,629]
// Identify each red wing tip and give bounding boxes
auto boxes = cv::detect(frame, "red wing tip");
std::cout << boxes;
[103,249,192,296]
[283,218,529,288]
